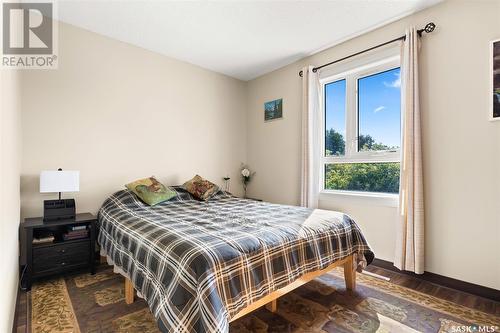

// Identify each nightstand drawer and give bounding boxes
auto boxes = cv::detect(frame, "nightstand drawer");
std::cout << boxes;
[33,240,90,260]
[33,241,90,275]
[33,255,89,275]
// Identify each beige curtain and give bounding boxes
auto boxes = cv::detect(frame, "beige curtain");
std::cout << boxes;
[395,27,425,274]
[300,66,321,209]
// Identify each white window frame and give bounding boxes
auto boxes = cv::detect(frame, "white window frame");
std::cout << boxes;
[318,47,401,203]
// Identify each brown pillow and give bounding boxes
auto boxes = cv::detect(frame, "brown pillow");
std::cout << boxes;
[182,175,219,201]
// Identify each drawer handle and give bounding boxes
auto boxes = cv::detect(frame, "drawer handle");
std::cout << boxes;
[61,262,66,266]
[60,249,66,254]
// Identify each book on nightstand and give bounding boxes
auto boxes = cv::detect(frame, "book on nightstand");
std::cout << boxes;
[63,225,89,241]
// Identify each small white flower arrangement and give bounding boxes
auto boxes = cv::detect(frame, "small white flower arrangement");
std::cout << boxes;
[241,168,250,177]
[240,164,255,198]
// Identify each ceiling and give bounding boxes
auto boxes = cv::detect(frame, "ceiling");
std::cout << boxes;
[56,0,442,81]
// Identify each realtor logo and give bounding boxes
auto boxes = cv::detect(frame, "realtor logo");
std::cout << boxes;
[2,2,57,68]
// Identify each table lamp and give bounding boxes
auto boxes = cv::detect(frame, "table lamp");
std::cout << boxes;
[40,168,79,222]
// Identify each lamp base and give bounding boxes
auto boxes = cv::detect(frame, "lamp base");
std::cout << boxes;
[43,199,76,222]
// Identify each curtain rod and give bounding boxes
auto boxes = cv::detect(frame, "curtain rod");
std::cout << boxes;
[298,22,436,77]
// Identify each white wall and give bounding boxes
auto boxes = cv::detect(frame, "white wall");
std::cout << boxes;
[20,22,248,218]
[0,69,22,332]
[246,0,500,289]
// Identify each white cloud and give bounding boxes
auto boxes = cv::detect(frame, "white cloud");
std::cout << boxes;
[374,106,386,113]
[383,72,401,88]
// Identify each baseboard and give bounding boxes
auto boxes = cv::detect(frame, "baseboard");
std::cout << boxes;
[371,258,500,302]
[11,285,20,333]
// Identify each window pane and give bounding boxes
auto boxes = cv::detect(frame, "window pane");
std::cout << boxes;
[325,162,400,193]
[325,79,346,156]
[358,68,401,152]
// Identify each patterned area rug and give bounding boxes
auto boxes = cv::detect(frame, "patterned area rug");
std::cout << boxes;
[29,265,500,333]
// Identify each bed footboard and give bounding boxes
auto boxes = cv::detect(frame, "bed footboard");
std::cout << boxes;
[230,254,357,321]
[120,254,357,313]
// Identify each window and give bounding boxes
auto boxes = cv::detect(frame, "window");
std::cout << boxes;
[325,79,346,156]
[321,55,401,195]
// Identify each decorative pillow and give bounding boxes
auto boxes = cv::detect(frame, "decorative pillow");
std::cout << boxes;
[182,175,219,201]
[125,177,176,206]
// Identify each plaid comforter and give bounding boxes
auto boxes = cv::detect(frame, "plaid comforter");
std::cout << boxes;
[97,187,374,333]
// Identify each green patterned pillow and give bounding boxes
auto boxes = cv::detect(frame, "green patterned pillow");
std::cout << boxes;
[125,177,176,206]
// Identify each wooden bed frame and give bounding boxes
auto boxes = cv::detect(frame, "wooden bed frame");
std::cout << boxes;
[113,254,357,321]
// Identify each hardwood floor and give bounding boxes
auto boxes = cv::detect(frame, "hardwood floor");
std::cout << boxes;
[14,287,28,333]
[364,265,500,317]
[13,263,500,332]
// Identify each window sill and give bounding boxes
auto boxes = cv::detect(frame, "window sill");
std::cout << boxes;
[319,190,399,208]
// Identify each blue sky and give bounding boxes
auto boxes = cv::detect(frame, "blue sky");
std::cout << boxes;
[325,67,401,149]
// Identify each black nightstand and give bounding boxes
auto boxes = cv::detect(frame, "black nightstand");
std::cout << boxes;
[23,213,97,290]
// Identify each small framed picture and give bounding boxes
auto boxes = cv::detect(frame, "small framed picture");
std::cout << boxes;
[264,98,283,121]
[491,39,500,121]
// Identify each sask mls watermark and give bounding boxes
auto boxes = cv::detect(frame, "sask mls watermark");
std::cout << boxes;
[2,1,58,69]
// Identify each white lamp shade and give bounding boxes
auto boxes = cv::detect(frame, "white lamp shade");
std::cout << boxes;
[40,170,80,193]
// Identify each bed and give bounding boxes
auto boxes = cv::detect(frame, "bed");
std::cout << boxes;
[97,186,374,333]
